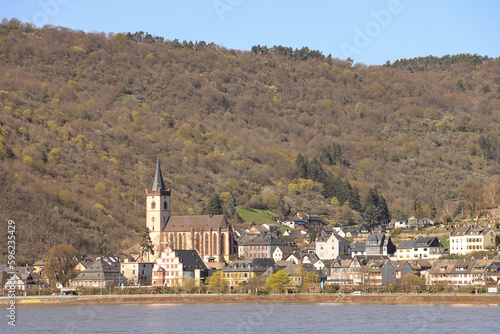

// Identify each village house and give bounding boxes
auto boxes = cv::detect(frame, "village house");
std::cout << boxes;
[449,227,497,255]
[121,259,154,286]
[365,233,396,256]
[71,260,127,289]
[366,259,396,285]
[278,215,305,229]
[395,237,445,260]
[33,259,47,275]
[327,256,369,285]
[222,258,275,291]
[1,267,47,291]
[238,235,295,259]
[315,232,350,260]
[392,217,410,229]
[350,242,366,257]
[285,250,319,265]
[152,247,208,287]
[391,261,418,280]
[426,259,500,286]
[485,262,500,286]
[272,245,299,262]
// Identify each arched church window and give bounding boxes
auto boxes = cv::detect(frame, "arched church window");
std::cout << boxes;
[178,234,183,249]
[213,234,218,254]
[195,234,200,252]
[151,201,156,209]
[204,234,209,254]
[221,233,226,255]
[164,201,168,210]
[170,234,174,248]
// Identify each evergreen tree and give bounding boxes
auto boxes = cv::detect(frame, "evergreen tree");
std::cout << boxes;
[346,181,362,212]
[141,227,155,261]
[429,199,437,220]
[378,195,391,222]
[362,188,391,228]
[204,193,223,215]
[294,153,309,179]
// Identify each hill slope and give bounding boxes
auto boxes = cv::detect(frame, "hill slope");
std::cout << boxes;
[0,20,499,263]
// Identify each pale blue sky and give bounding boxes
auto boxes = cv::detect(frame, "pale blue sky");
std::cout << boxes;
[3,0,499,65]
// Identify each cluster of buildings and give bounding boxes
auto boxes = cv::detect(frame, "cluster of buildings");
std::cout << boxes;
[2,160,499,292]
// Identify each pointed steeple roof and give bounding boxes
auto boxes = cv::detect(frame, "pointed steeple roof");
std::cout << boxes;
[151,157,166,191]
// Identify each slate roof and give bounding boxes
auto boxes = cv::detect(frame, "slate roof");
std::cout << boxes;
[366,233,386,246]
[414,236,442,248]
[163,215,229,232]
[397,240,416,249]
[174,250,208,271]
[72,260,127,282]
[351,242,366,252]
[450,226,471,236]
[241,235,288,246]
[223,259,275,273]
[151,157,166,191]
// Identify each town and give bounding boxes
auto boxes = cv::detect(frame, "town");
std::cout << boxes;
[2,160,500,296]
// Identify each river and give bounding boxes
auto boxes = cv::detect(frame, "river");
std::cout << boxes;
[10,303,499,333]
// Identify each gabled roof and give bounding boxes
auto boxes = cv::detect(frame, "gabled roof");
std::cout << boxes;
[72,260,127,282]
[174,250,208,271]
[33,259,48,266]
[450,226,471,236]
[316,232,348,243]
[397,240,415,249]
[164,215,229,232]
[351,242,366,252]
[366,233,386,246]
[223,258,275,273]
[273,245,298,256]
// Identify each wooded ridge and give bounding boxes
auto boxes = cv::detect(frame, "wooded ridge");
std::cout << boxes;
[0,19,498,263]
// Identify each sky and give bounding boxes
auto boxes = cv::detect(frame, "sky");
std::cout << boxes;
[3,0,500,65]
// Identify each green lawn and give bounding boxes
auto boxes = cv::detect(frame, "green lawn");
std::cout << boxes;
[438,236,450,249]
[235,206,277,225]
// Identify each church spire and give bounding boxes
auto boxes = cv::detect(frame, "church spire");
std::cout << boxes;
[151,156,166,191]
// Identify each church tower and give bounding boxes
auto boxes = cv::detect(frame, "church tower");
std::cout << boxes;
[146,157,171,257]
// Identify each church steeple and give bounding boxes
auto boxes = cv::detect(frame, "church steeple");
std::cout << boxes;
[151,156,166,191]
[146,156,171,258]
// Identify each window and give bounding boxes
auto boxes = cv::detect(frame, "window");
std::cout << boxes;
[221,233,226,254]
[205,234,209,254]
[164,201,168,210]
[213,234,218,254]
[151,201,156,209]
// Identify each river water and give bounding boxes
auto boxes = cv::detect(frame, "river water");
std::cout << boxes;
[10,303,499,333]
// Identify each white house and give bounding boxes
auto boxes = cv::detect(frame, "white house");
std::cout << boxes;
[449,226,498,255]
[395,237,445,260]
[315,233,350,260]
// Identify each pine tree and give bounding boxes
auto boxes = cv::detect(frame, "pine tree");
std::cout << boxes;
[204,193,223,215]
[295,153,309,179]
[140,227,154,262]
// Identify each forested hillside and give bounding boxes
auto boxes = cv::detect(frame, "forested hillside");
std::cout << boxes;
[0,19,499,263]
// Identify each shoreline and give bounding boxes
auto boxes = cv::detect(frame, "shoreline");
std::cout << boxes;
[3,293,500,306]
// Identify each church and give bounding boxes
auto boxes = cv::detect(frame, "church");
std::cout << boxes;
[145,158,235,264]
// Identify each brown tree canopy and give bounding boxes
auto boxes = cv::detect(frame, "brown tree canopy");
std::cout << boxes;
[44,244,79,287]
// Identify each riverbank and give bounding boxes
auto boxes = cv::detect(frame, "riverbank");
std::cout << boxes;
[3,293,500,306]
